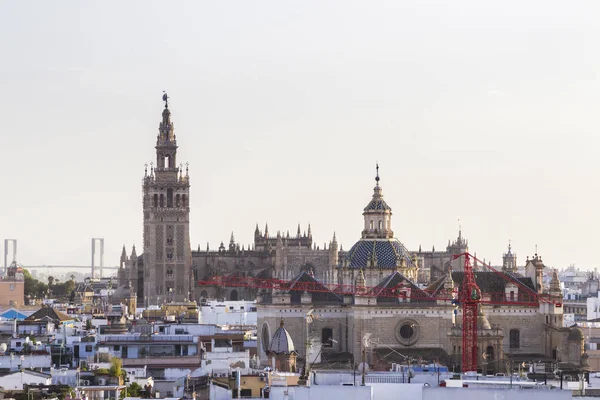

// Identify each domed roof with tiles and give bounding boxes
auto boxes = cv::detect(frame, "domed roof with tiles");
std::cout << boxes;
[344,238,414,270]
[268,320,297,355]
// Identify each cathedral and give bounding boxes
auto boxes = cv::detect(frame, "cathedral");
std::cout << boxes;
[115,98,586,374]
[257,174,587,374]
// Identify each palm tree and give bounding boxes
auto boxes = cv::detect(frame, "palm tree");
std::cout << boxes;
[70,274,75,281]
[48,276,54,287]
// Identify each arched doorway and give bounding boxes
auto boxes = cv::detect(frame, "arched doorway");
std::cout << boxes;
[230,290,239,301]
[485,345,495,374]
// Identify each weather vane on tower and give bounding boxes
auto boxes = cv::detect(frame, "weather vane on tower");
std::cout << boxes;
[375,162,380,186]
[162,91,169,108]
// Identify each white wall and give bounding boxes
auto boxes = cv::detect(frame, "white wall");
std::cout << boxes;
[0,372,51,390]
[587,297,600,321]
[209,384,230,400]
[422,387,571,400]
[200,300,257,326]
[269,385,372,400]
[0,354,52,371]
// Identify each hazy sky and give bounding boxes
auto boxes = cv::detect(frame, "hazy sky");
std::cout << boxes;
[1,1,599,271]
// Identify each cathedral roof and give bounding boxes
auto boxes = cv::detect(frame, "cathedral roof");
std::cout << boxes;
[268,320,297,355]
[373,271,433,303]
[451,271,536,299]
[343,238,415,270]
[287,272,343,304]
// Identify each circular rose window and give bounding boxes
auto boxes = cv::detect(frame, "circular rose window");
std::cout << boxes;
[394,319,420,346]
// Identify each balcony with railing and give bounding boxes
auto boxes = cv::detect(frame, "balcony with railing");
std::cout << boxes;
[98,334,197,345]
[121,355,201,368]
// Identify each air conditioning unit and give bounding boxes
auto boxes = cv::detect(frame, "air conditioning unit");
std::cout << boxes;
[221,373,227,378]
[98,378,107,385]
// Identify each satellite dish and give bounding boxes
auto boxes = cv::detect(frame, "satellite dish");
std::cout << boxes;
[358,362,370,373]
[0,343,7,354]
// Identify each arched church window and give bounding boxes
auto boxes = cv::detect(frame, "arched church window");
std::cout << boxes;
[167,188,173,207]
[378,221,383,230]
[322,328,333,347]
[182,194,187,207]
[160,194,164,207]
[164,155,170,168]
[509,329,520,348]
[175,194,180,207]
[153,194,158,208]
[166,267,173,278]
[370,220,374,230]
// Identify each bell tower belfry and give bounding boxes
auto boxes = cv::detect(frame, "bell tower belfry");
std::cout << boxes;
[142,94,192,304]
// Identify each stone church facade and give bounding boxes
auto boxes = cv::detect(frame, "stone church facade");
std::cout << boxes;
[191,225,340,301]
[257,176,585,374]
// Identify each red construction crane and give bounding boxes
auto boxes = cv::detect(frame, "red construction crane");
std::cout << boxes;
[457,253,481,373]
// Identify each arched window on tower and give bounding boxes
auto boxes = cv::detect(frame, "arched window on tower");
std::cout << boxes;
[175,194,180,207]
[370,220,374,230]
[182,194,188,207]
[322,328,333,347]
[164,155,170,169]
[153,194,158,208]
[509,329,520,349]
[167,188,173,207]
[160,194,164,207]
[378,220,383,230]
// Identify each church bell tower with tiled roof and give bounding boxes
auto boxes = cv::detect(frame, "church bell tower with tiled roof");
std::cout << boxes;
[142,94,192,304]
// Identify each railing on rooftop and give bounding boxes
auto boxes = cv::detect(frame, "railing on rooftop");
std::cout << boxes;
[98,335,195,343]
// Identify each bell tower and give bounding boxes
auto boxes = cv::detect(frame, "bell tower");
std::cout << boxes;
[142,94,192,304]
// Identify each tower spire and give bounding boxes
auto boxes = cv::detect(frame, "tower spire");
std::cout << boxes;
[162,91,169,109]
[362,164,393,239]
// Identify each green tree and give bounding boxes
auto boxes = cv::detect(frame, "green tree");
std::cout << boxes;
[127,382,143,397]
[109,357,123,377]
[64,279,76,295]
[23,269,48,302]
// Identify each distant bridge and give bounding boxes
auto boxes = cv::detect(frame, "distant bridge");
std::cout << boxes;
[23,265,118,270]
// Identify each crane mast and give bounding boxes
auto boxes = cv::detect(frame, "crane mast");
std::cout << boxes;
[460,253,481,373]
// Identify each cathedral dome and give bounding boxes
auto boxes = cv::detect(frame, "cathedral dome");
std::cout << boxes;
[268,320,296,355]
[343,238,414,270]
